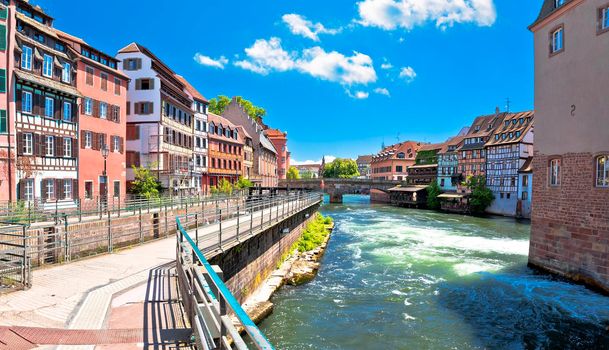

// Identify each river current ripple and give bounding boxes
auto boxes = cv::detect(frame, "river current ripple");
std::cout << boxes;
[259,196,609,350]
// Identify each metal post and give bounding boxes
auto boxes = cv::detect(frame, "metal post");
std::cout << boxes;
[250,209,253,236]
[195,213,199,247]
[218,209,222,250]
[107,209,112,253]
[63,213,69,262]
[260,198,264,228]
[118,196,121,218]
[139,207,143,244]
[236,205,240,242]
[78,198,82,222]
[164,204,168,238]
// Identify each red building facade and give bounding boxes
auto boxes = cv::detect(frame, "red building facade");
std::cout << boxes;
[264,128,289,180]
[207,113,244,187]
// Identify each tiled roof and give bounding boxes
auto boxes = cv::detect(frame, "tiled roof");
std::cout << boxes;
[530,0,574,29]
[173,74,208,103]
[236,125,252,140]
[419,142,444,152]
[519,157,534,173]
[485,111,534,147]
[372,140,423,161]
[439,136,466,153]
[208,113,238,131]
[117,42,140,54]
[264,128,287,139]
[356,155,373,163]
[466,113,506,138]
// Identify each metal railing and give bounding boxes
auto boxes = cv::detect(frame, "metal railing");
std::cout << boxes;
[0,191,247,225]
[0,224,31,292]
[176,192,322,349]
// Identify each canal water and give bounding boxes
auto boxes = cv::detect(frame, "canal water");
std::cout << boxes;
[259,196,609,349]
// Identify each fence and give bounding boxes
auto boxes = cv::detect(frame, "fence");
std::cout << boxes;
[0,224,31,293]
[175,192,322,350]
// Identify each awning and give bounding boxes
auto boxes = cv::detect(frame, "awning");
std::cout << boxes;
[438,193,464,199]
[408,164,438,169]
[389,186,428,193]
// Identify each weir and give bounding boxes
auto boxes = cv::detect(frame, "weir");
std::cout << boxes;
[175,192,322,349]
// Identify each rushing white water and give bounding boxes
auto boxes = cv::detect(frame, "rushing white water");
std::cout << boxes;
[260,197,609,350]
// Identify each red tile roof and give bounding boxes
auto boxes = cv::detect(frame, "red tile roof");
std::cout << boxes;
[264,128,287,139]
[174,74,208,103]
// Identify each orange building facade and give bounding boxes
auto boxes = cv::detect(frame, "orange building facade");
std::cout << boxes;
[207,113,244,187]
[58,31,128,202]
[371,141,423,181]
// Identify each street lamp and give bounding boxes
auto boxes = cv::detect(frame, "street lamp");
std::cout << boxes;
[101,144,109,211]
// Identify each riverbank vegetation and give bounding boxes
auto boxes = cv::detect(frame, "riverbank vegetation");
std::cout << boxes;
[295,213,333,252]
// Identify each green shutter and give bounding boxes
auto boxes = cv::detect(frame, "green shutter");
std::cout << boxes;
[0,69,5,93]
[0,7,7,20]
[0,110,6,133]
[0,24,5,51]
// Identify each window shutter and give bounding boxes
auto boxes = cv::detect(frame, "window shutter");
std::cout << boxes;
[42,179,48,202]
[81,99,86,115]
[123,59,128,70]
[72,138,78,158]
[120,137,124,154]
[134,102,139,114]
[19,179,25,200]
[81,130,86,149]
[55,136,63,157]
[33,92,41,117]
[72,179,78,200]
[16,89,22,111]
[33,134,40,156]
[102,133,107,149]
[135,79,141,90]
[126,102,130,115]
[0,24,6,51]
[136,58,142,69]
[17,133,23,155]
[149,79,154,89]
[115,105,120,123]
[92,100,99,118]
[54,98,61,120]
[54,179,61,200]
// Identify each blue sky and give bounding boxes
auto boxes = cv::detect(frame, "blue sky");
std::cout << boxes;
[37,0,540,164]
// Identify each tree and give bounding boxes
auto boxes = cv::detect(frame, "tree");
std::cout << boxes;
[323,159,360,179]
[208,95,266,122]
[426,181,442,210]
[131,165,161,199]
[235,177,254,189]
[211,178,234,196]
[465,175,495,215]
[287,166,300,180]
[301,170,315,179]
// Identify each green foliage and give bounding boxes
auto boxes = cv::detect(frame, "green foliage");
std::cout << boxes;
[465,175,495,215]
[287,166,300,180]
[210,178,234,196]
[235,177,254,189]
[208,95,266,122]
[130,164,161,199]
[426,181,442,210]
[295,213,332,253]
[300,170,315,179]
[416,150,439,165]
[323,158,360,179]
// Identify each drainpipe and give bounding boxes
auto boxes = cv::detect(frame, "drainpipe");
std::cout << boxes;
[6,4,13,201]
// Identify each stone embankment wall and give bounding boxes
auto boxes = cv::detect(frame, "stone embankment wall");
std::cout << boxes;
[530,153,609,293]
[210,203,321,303]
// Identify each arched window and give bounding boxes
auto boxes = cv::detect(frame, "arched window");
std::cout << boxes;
[397,152,405,159]
[596,155,609,187]
[549,158,561,186]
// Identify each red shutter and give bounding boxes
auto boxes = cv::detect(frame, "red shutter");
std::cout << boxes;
[54,98,61,120]
[16,89,22,111]
[32,134,40,156]
[72,138,78,159]
[18,179,25,200]
[80,99,86,115]
[81,130,86,149]
[119,137,124,154]
[102,133,107,150]
[17,133,23,155]
[126,102,130,115]
[55,136,63,157]
[55,179,62,199]
[41,179,48,202]
[92,100,99,118]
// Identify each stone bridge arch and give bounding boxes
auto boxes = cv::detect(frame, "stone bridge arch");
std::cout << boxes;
[279,179,400,203]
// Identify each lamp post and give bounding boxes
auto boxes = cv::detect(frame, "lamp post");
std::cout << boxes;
[188,158,195,196]
[101,144,109,211]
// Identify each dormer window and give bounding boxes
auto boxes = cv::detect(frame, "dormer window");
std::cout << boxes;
[397,152,405,159]
[519,118,524,124]
[551,26,564,54]
[599,6,609,33]
[505,120,510,127]
[555,0,564,8]
[475,125,481,132]
[495,134,500,141]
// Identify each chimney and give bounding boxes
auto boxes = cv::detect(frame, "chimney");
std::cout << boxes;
[495,106,500,115]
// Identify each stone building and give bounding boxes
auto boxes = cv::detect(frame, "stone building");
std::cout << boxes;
[529,0,609,292]
[356,155,373,179]
[264,128,289,180]
[222,98,277,187]
[237,126,253,180]
[370,141,423,181]
[207,113,244,186]
[117,43,197,196]
[58,30,128,202]
[484,111,534,216]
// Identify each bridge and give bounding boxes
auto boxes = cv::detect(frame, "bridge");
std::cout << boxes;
[279,178,401,203]
[0,192,322,349]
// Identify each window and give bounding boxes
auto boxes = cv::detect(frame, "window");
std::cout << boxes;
[23,133,32,154]
[43,54,53,77]
[84,98,92,115]
[113,136,120,152]
[44,97,54,118]
[85,181,93,199]
[600,6,609,33]
[555,0,564,8]
[45,136,54,156]
[46,180,54,201]
[522,191,528,200]
[63,102,72,122]
[0,110,5,133]
[397,152,405,159]
[85,66,94,86]
[63,180,72,200]
[123,58,141,71]
[113,181,120,198]
[100,102,107,119]
[85,131,92,148]
[522,175,529,187]
[100,73,108,91]
[24,179,34,201]
[64,138,72,157]
[596,156,609,187]
[22,91,32,113]
[549,159,561,186]
[551,26,564,54]
[396,166,403,173]
[62,62,71,83]
[0,24,5,51]
[136,78,154,90]
[114,78,121,95]
[21,46,32,70]
[0,69,5,93]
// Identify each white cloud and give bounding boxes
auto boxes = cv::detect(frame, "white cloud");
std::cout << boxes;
[399,66,417,82]
[346,90,370,99]
[381,62,393,70]
[235,38,377,87]
[357,0,497,31]
[292,155,336,165]
[374,87,391,96]
[282,14,340,41]
[234,37,295,75]
[193,53,228,69]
